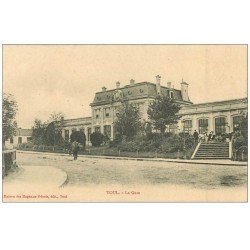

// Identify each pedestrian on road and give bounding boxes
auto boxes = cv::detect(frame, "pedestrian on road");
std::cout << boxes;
[72,140,80,160]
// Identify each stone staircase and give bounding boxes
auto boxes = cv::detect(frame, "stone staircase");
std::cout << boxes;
[193,142,229,159]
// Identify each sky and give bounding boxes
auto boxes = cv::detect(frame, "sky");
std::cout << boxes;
[3,45,247,128]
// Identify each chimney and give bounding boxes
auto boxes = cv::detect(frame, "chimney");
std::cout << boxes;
[116,81,121,89]
[155,75,161,95]
[102,86,107,92]
[167,82,171,88]
[130,79,135,86]
[180,79,189,102]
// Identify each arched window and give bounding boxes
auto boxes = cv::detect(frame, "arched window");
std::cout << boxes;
[198,119,208,134]
[170,91,174,99]
[215,117,226,134]
[183,120,192,134]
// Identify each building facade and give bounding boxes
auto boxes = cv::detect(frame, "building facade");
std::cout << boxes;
[89,76,192,140]
[5,128,32,149]
[60,75,247,144]
[178,98,247,135]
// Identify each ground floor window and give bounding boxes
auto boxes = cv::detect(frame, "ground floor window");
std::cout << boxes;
[80,128,85,134]
[232,116,243,131]
[215,117,226,134]
[183,120,192,134]
[198,119,208,134]
[95,126,101,133]
[18,137,22,144]
[104,125,111,138]
[65,130,69,141]
[10,137,14,144]
[169,124,178,134]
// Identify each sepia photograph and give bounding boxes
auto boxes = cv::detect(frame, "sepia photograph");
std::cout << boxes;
[2,44,248,202]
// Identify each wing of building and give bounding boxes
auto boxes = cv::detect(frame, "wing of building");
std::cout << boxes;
[59,76,247,145]
[5,128,33,149]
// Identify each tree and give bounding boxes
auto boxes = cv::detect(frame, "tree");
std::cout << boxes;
[147,95,181,134]
[2,93,18,144]
[32,112,65,146]
[46,112,65,146]
[32,119,47,145]
[70,131,86,150]
[114,102,142,140]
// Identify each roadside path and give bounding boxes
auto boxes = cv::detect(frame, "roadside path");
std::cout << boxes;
[3,165,68,192]
[17,150,247,166]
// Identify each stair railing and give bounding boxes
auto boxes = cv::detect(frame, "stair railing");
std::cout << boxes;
[191,141,201,159]
[229,140,232,159]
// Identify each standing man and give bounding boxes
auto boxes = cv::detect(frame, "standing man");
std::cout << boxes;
[72,140,80,160]
[193,130,199,144]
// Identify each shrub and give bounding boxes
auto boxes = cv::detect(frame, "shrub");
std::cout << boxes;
[161,134,182,153]
[233,135,247,150]
[118,140,140,152]
[70,131,86,144]
[90,132,104,147]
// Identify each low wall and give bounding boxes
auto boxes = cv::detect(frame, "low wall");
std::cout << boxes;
[2,149,17,177]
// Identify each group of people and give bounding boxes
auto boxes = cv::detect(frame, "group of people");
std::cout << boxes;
[193,130,232,144]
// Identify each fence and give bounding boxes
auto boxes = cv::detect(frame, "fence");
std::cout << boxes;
[233,145,248,161]
[2,149,17,177]
[17,143,194,159]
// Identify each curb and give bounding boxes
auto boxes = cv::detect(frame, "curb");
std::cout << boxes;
[16,150,247,166]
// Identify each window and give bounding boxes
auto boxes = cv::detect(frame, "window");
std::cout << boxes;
[215,117,226,134]
[65,130,69,141]
[198,119,208,134]
[95,109,101,119]
[10,137,14,144]
[170,91,174,99]
[27,137,32,142]
[169,124,178,134]
[80,128,85,134]
[232,116,243,131]
[18,137,22,144]
[95,126,101,133]
[104,108,110,118]
[183,120,192,134]
[104,125,111,138]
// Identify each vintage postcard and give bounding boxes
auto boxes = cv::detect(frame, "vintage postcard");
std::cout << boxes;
[2,44,248,202]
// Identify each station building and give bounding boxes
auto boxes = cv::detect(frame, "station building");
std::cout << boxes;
[60,75,247,145]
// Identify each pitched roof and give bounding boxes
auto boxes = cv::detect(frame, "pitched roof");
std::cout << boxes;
[90,82,191,106]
